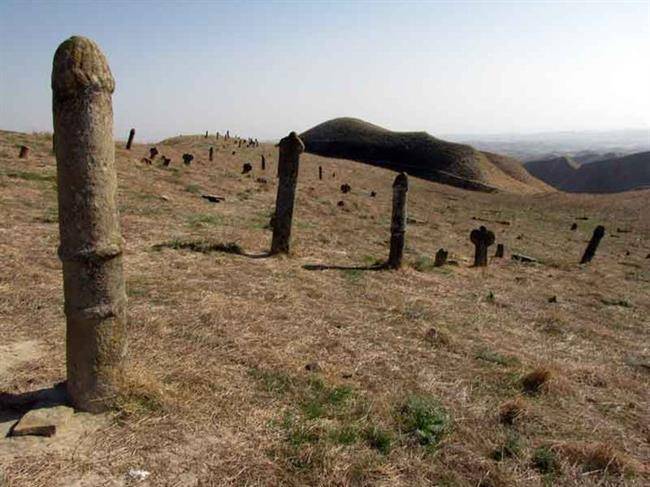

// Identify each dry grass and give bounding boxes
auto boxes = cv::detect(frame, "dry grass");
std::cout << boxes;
[1,129,649,486]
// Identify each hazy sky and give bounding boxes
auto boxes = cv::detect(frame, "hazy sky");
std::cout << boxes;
[1,1,649,141]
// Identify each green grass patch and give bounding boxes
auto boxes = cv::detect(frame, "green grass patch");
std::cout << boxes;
[413,255,437,272]
[185,183,201,194]
[475,348,520,367]
[531,445,561,475]
[364,425,393,455]
[187,213,224,228]
[397,394,450,450]
[341,268,364,283]
[3,170,56,183]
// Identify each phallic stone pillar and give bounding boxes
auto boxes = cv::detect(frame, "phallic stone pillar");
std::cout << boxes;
[261,154,266,170]
[270,131,304,255]
[580,225,605,264]
[126,128,135,150]
[387,172,408,269]
[495,243,504,258]
[318,166,322,180]
[149,147,158,160]
[470,225,495,267]
[19,145,30,159]
[52,36,127,412]
[434,248,448,267]
[209,147,214,161]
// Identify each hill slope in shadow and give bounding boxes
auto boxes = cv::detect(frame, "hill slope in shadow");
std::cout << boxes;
[525,151,650,193]
[300,118,551,194]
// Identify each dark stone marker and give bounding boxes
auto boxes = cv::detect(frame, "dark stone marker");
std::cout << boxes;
[209,147,214,161]
[226,130,230,140]
[149,147,158,159]
[205,130,208,138]
[270,131,304,255]
[580,225,605,264]
[571,223,578,231]
[434,248,448,267]
[495,243,505,258]
[261,154,266,170]
[318,166,323,180]
[242,163,252,174]
[470,225,495,267]
[19,145,29,159]
[161,156,171,167]
[340,183,351,194]
[216,132,220,139]
[370,191,377,197]
[387,172,408,269]
[182,153,193,165]
[337,200,345,207]
[52,36,127,412]
[126,128,135,150]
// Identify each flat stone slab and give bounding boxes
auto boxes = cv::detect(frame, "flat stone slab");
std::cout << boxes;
[511,253,538,263]
[10,405,74,437]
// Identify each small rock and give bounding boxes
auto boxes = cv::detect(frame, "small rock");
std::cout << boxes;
[341,371,353,379]
[340,183,351,194]
[242,163,253,174]
[10,405,74,437]
[256,177,268,184]
[305,362,321,372]
[337,200,345,207]
[127,469,151,481]
[370,191,377,197]
[511,253,537,263]
[548,296,557,303]
[571,223,578,231]
[160,195,170,202]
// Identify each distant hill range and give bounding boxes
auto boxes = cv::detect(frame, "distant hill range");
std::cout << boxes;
[300,118,551,194]
[524,151,650,193]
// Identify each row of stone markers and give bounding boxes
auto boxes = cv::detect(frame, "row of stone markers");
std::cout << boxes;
[50,36,610,414]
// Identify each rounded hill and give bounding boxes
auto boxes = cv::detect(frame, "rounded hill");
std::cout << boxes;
[300,117,551,194]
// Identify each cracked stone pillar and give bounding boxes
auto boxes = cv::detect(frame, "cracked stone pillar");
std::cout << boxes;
[52,36,127,412]
[387,172,408,269]
[270,131,304,255]
[470,225,495,267]
[580,225,605,264]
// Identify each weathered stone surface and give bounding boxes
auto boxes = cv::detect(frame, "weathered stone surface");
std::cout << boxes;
[271,132,304,255]
[242,163,252,174]
[495,243,505,258]
[580,225,605,264]
[470,225,495,267]
[387,172,408,269]
[511,253,538,263]
[434,248,448,267]
[52,36,127,412]
[11,406,74,437]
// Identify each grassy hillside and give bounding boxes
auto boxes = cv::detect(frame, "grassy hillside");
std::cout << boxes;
[1,130,649,486]
[300,118,552,194]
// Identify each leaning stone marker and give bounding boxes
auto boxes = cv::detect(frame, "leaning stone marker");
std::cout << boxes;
[470,225,495,267]
[387,172,408,269]
[126,128,135,149]
[52,36,127,412]
[270,131,304,254]
[19,145,30,159]
[580,225,605,264]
